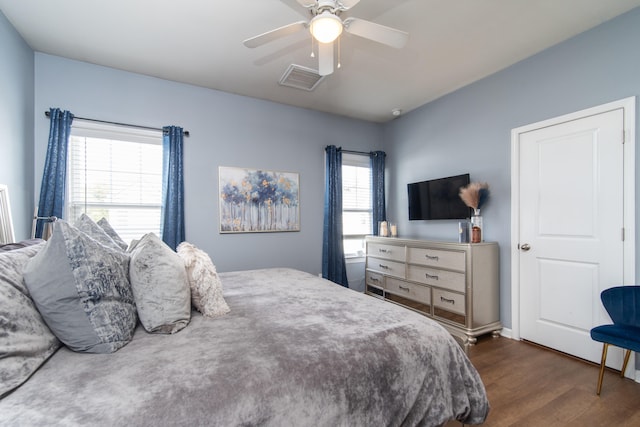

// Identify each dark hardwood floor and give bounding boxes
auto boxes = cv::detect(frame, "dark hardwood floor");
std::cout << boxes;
[446,336,640,427]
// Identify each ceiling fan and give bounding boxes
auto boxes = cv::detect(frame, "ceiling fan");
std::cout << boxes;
[243,0,409,76]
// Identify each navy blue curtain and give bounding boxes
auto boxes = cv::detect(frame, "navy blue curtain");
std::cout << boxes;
[322,145,349,287]
[35,108,74,238]
[370,150,386,235]
[161,126,185,250]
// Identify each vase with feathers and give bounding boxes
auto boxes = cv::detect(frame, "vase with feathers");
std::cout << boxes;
[459,182,490,243]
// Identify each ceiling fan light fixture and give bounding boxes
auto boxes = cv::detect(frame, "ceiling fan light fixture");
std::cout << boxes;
[310,12,343,43]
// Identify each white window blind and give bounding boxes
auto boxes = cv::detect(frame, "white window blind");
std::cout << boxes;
[342,153,372,257]
[67,120,163,244]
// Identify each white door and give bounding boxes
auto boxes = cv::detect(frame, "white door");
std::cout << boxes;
[512,98,635,370]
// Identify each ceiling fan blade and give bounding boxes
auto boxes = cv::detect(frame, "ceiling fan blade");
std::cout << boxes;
[295,0,317,7]
[337,0,361,10]
[318,42,334,76]
[343,17,408,48]
[243,21,307,48]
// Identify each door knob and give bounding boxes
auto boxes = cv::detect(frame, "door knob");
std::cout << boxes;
[520,243,531,251]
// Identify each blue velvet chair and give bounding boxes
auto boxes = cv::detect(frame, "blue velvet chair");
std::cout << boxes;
[590,286,640,395]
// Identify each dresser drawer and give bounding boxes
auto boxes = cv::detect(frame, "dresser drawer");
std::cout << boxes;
[365,236,501,342]
[367,257,405,278]
[365,271,385,289]
[433,289,465,316]
[386,277,430,305]
[407,265,465,293]
[367,242,406,262]
[407,247,465,271]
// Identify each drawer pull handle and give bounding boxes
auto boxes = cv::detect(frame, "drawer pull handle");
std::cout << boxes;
[440,296,455,305]
[370,277,380,282]
[399,285,410,292]
[425,254,439,261]
[425,273,439,280]
[379,248,389,253]
[378,264,390,270]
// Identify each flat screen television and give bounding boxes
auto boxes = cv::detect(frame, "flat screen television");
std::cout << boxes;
[408,173,471,220]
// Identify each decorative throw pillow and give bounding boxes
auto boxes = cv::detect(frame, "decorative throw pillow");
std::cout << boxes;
[74,213,123,251]
[97,217,128,251]
[128,233,191,334]
[23,220,137,353]
[177,242,230,318]
[0,243,60,398]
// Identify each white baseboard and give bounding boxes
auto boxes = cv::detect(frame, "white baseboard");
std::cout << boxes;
[499,327,513,340]
[498,328,640,384]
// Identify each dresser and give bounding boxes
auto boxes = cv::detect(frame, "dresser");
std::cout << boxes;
[365,236,501,345]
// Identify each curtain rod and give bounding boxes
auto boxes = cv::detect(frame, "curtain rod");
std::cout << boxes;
[44,111,190,137]
[332,148,384,156]
[342,149,370,155]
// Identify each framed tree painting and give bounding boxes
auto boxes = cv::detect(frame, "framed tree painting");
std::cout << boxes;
[219,167,300,233]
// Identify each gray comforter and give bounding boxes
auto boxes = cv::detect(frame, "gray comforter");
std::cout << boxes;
[0,268,489,426]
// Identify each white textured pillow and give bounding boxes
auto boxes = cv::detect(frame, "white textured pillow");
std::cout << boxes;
[177,242,230,318]
[129,233,191,334]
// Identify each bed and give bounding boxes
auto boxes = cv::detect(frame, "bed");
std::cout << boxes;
[1,263,488,426]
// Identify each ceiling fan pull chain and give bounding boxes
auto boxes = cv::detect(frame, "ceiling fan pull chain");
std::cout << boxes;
[337,35,342,69]
[311,35,315,58]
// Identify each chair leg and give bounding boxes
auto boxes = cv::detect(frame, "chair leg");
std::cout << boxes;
[596,343,609,396]
[621,349,632,378]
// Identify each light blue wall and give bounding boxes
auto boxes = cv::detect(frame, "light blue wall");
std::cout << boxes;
[0,11,34,240]
[383,7,640,329]
[7,6,640,326]
[33,54,383,274]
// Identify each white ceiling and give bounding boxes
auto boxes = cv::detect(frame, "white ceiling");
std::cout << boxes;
[2,0,639,123]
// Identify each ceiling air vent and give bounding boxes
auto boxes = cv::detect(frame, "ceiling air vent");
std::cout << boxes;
[279,64,325,91]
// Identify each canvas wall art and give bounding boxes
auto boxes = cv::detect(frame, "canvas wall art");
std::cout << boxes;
[219,167,300,233]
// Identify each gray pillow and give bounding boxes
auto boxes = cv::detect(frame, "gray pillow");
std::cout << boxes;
[97,217,128,250]
[74,213,123,251]
[0,243,60,398]
[23,220,137,353]
[129,233,191,334]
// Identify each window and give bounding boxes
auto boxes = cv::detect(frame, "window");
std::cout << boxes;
[342,153,372,258]
[66,120,163,244]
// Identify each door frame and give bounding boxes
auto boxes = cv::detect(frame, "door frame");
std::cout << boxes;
[510,97,636,368]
